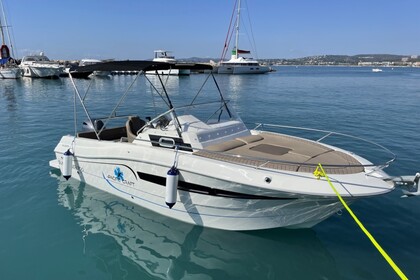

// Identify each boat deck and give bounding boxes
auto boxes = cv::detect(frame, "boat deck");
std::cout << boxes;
[194,133,364,175]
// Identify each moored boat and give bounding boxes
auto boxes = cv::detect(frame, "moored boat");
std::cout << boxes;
[20,52,63,78]
[147,50,191,75]
[79,58,112,77]
[0,0,21,79]
[217,0,270,74]
[49,60,419,231]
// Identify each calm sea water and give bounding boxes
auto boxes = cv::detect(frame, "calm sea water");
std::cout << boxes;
[1,66,419,280]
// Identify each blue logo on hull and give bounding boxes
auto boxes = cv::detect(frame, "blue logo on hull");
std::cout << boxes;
[114,167,124,181]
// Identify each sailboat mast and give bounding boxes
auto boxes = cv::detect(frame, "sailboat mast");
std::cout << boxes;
[234,0,241,59]
[0,0,13,56]
[0,1,4,45]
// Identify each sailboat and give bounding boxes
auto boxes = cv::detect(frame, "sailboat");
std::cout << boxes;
[217,0,270,74]
[0,0,21,79]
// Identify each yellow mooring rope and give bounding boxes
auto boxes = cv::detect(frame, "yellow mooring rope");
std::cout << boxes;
[314,163,408,280]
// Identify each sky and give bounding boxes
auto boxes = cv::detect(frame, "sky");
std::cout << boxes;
[2,0,420,60]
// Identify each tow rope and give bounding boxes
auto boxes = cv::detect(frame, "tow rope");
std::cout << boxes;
[314,164,408,280]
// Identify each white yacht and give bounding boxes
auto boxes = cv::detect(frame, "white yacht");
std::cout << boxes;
[49,60,419,231]
[217,0,270,74]
[147,50,190,75]
[20,52,63,78]
[217,53,270,74]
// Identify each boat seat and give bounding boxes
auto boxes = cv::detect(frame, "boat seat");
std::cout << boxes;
[236,134,263,144]
[126,116,146,142]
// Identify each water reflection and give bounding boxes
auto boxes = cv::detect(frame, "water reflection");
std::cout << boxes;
[1,81,17,112]
[53,174,339,280]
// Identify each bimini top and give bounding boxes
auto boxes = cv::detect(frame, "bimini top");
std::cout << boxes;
[72,60,213,73]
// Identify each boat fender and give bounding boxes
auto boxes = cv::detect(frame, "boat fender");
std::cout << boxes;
[165,166,179,209]
[62,149,73,180]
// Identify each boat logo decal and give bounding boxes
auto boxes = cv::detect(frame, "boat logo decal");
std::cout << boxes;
[114,167,124,181]
[106,166,134,187]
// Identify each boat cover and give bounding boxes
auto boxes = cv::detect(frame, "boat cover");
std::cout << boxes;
[73,60,213,72]
[0,57,10,65]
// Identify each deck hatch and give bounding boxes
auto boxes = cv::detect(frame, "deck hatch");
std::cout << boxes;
[250,144,292,156]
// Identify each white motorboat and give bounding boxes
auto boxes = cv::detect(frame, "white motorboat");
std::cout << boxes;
[147,50,191,75]
[20,52,63,78]
[0,0,21,79]
[372,68,383,72]
[50,60,419,231]
[217,0,270,74]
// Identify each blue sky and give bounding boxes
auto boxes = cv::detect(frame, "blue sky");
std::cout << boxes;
[2,0,420,60]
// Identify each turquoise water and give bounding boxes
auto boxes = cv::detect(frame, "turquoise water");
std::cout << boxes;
[1,66,419,279]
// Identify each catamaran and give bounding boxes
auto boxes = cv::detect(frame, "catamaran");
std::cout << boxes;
[50,60,419,231]
[217,0,270,74]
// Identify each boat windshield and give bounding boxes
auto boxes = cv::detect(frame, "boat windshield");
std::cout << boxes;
[147,99,240,130]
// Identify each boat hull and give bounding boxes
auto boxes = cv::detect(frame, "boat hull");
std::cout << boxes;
[217,64,270,74]
[0,67,22,79]
[21,65,62,78]
[50,135,392,231]
[146,69,191,76]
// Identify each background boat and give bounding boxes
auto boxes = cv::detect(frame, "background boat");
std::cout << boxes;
[217,0,270,74]
[0,0,21,79]
[19,52,63,78]
[147,50,191,75]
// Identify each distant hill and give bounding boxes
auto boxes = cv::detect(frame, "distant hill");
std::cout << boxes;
[278,54,415,65]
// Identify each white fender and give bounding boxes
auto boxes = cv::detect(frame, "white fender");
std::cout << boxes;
[62,149,73,180]
[165,166,179,209]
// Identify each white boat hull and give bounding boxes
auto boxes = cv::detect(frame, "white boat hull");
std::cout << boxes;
[217,64,270,74]
[0,67,22,79]
[50,135,392,231]
[146,69,191,76]
[20,65,62,78]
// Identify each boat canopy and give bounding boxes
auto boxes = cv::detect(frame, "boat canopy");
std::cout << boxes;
[72,60,213,73]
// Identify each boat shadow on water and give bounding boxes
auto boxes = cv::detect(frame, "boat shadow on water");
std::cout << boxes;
[52,171,339,280]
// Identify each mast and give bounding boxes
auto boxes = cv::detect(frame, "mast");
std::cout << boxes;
[0,1,4,45]
[0,0,14,57]
[234,0,241,59]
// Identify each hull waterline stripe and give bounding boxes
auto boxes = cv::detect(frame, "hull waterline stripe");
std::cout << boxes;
[102,173,282,219]
[314,164,408,280]
[137,171,297,200]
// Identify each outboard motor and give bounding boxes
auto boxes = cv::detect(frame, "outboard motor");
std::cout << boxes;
[393,173,420,197]
[82,119,104,132]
